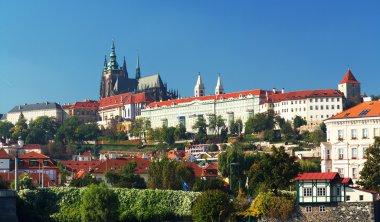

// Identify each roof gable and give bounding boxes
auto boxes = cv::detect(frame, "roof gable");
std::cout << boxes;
[19,151,49,159]
[0,148,11,159]
[294,172,340,181]
[339,69,360,84]
[329,101,380,119]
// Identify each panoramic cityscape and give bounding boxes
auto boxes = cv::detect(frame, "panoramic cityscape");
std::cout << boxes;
[1,1,380,222]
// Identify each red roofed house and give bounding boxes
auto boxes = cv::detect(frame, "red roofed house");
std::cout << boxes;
[295,172,378,220]
[63,99,99,123]
[98,92,154,130]
[321,100,380,184]
[0,150,57,187]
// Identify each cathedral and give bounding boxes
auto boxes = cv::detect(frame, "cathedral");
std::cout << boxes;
[99,41,178,101]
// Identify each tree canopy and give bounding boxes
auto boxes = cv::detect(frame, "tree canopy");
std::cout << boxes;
[105,161,146,189]
[358,137,380,192]
[192,115,208,143]
[0,121,14,138]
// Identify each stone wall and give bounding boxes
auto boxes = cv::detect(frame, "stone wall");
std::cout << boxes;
[297,202,375,222]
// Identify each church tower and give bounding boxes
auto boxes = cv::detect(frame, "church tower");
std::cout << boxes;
[136,55,141,79]
[215,74,224,95]
[194,73,205,97]
[100,40,129,99]
[338,68,361,106]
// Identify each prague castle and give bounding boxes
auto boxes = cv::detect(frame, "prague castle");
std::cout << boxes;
[99,41,178,101]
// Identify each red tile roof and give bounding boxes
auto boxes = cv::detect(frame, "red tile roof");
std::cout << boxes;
[0,148,11,159]
[99,92,154,110]
[264,89,343,103]
[341,178,353,184]
[23,144,42,149]
[339,69,360,84]
[294,172,339,181]
[81,151,92,157]
[148,89,263,108]
[63,100,99,110]
[328,101,380,119]
[60,160,102,173]
[19,151,49,159]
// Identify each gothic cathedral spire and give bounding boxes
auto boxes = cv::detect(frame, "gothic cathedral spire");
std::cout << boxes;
[194,72,205,97]
[136,55,141,79]
[215,73,224,95]
[123,56,128,78]
[108,40,119,70]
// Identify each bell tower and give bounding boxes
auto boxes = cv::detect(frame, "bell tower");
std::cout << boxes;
[194,73,205,97]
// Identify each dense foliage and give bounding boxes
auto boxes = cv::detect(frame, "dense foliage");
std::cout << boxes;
[358,137,380,192]
[0,120,14,138]
[18,187,200,222]
[191,189,234,222]
[105,161,146,189]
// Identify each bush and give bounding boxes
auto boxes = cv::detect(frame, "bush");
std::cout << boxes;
[18,187,200,222]
[80,184,119,222]
[192,190,234,222]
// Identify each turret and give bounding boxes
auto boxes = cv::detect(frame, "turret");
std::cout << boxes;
[122,56,128,78]
[338,68,361,106]
[108,40,119,70]
[215,74,224,95]
[136,55,141,79]
[194,72,205,97]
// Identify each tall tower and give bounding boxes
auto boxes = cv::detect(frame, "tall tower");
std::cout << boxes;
[194,73,205,97]
[215,74,224,95]
[338,69,361,106]
[136,55,141,79]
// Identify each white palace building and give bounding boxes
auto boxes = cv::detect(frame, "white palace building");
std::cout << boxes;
[321,100,380,184]
[139,69,358,133]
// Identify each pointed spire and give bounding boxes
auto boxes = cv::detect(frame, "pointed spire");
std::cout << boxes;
[215,73,224,95]
[108,40,119,70]
[194,72,205,97]
[122,56,128,78]
[339,68,360,84]
[103,55,108,70]
[136,55,141,79]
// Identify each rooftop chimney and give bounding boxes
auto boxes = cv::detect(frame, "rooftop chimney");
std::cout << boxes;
[272,88,276,93]
[281,88,285,94]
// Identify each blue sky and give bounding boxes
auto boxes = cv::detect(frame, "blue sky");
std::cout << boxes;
[1,0,379,113]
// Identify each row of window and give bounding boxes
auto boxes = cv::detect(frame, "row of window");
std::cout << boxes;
[305,205,325,212]
[337,128,379,140]
[310,105,340,110]
[303,187,326,197]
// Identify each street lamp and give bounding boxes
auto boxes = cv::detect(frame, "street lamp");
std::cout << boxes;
[229,162,239,191]
[15,135,24,191]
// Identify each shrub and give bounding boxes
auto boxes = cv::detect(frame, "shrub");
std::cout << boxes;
[192,190,233,222]
[80,184,119,222]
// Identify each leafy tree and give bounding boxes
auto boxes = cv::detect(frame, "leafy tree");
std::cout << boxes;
[245,110,275,134]
[80,183,119,222]
[174,124,187,140]
[208,114,226,136]
[207,144,219,152]
[130,118,151,142]
[299,159,321,173]
[160,126,176,145]
[230,119,243,135]
[280,121,294,141]
[248,146,299,195]
[14,174,35,190]
[0,121,14,139]
[57,162,68,185]
[192,190,234,222]
[55,117,81,144]
[70,174,99,187]
[192,115,208,143]
[358,137,380,192]
[105,161,146,188]
[11,113,29,140]
[309,128,325,146]
[29,116,59,138]
[192,178,228,192]
[25,128,46,145]
[75,123,100,142]
[293,115,307,129]
[147,156,195,190]
[0,176,9,189]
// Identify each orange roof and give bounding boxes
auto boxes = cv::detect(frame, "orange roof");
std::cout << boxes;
[0,148,11,159]
[264,89,343,103]
[93,158,150,174]
[99,92,154,110]
[60,160,102,173]
[294,172,339,181]
[329,101,380,119]
[148,89,263,108]
[76,170,86,179]
[19,151,49,159]
[0,172,56,187]
[339,69,360,84]
[81,151,92,157]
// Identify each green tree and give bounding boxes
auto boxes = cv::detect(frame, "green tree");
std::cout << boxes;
[0,121,14,138]
[25,128,46,145]
[230,119,243,135]
[192,190,234,222]
[160,126,176,145]
[245,110,275,134]
[105,161,146,188]
[11,113,28,140]
[248,146,299,195]
[147,156,195,190]
[293,115,307,129]
[75,123,100,142]
[15,174,35,190]
[29,116,59,136]
[299,159,321,173]
[208,114,226,136]
[192,115,208,143]
[358,137,380,192]
[174,124,187,140]
[192,178,228,192]
[80,183,119,222]
[280,121,294,141]
[55,117,81,144]
[70,174,99,187]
